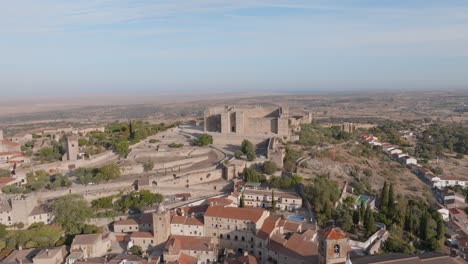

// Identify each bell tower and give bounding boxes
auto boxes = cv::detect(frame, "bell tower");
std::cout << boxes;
[318,227,350,264]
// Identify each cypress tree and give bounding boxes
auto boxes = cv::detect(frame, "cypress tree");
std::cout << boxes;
[366,213,376,236]
[380,181,389,213]
[419,212,429,241]
[436,215,445,240]
[353,210,360,226]
[364,206,371,227]
[388,183,395,212]
[271,190,276,211]
[240,194,245,208]
[360,200,366,221]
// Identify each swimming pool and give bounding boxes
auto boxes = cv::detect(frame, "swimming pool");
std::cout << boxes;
[287,215,305,221]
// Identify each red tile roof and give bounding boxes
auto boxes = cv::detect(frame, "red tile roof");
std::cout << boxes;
[131,232,153,238]
[114,219,139,226]
[205,206,266,222]
[171,216,204,226]
[320,227,347,240]
[165,235,213,252]
[207,197,234,206]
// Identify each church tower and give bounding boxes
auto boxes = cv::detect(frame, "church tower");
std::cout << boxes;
[318,227,350,264]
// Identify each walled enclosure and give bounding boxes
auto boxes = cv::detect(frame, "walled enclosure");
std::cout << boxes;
[204,106,289,136]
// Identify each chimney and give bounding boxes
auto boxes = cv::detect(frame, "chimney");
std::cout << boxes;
[244,251,248,256]
[18,245,23,250]
[46,249,50,256]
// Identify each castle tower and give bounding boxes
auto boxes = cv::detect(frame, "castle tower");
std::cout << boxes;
[152,204,171,246]
[64,136,79,161]
[318,227,350,264]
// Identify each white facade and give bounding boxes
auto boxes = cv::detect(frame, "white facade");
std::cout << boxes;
[242,189,302,211]
[433,177,468,189]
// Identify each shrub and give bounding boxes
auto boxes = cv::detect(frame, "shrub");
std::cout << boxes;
[195,134,213,146]
[234,150,243,159]
[263,160,278,175]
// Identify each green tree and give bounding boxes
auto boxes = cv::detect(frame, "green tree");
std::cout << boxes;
[419,212,430,241]
[195,134,213,146]
[243,168,260,182]
[78,138,89,147]
[234,150,243,159]
[263,160,278,175]
[360,200,366,221]
[246,151,256,161]
[456,153,464,159]
[129,245,143,255]
[353,210,360,226]
[436,215,445,240]
[99,163,121,181]
[52,194,93,235]
[365,211,376,236]
[271,190,277,212]
[380,181,389,213]
[239,194,245,208]
[388,183,395,212]
[241,140,255,155]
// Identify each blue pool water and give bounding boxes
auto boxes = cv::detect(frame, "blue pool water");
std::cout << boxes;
[287,215,305,221]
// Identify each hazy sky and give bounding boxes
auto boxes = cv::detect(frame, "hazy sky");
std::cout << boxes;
[1,0,468,97]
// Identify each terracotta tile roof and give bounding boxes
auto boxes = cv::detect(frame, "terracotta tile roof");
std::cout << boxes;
[224,253,258,264]
[320,227,347,240]
[207,197,234,206]
[131,232,153,238]
[283,221,301,232]
[114,219,139,226]
[257,215,281,240]
[165,235,213,253]
[172,253,198,264]
[267,233,318,262]
[72,233,101,245]
[171,216,204,226]
[205,206,266,222]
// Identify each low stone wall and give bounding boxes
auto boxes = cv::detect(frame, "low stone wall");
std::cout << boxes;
[349,229,387,250]
[23,151,117,173]
[156,168,223,188]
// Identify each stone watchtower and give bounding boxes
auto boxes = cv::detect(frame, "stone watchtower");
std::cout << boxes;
[63,136,79,161]
[318,227,350,264]
[152,204,171,246]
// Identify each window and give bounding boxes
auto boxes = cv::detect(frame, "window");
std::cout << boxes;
[227,235,231,240]
[220,234,223,239]
[242,236,245,241]
[334,244,340,255]
[235,236,238,241]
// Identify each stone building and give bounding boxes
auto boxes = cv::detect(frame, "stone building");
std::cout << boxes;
[240,188,303,212]
[164,235,218,263]
[341,123,356,133]
[204,206,270,254]
[69,233,111,259]
[170,215,205,237]
[0,193,52,227]
[63,135,79,161]
[318,228,350,264]
[204,106,289,136]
